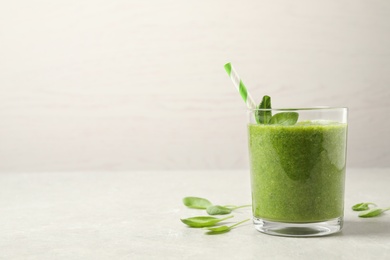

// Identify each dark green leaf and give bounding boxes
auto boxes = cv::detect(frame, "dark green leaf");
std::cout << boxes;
[180,215,234,227]
[269,112,299,125]
[256,95,272,124]
[183,197,212,209]
[206,205,232,215]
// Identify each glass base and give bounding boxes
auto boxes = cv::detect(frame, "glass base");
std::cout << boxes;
[253,217,343,237]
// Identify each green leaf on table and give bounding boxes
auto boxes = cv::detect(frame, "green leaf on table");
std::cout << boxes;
[269,112,299,126]
[206,205,232,215]
[352,202,376,211]
[359,207,390,218]
[206,204,251,215]
[256,95,272,124]
[180,215,234,228]
[183,197,212,209]
[205,218,250,234]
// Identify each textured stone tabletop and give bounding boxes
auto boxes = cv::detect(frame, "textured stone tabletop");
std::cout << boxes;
[1,168,389,259]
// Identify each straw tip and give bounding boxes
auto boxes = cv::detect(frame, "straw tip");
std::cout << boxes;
[224,62,232,74]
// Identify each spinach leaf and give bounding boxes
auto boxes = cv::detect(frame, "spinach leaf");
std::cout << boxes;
[269,112,299,126]
[183,197,212,209]
[256,95,272,124]
[181,215,234,228]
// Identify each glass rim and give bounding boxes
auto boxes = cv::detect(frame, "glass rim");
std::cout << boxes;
[248,106,348,112]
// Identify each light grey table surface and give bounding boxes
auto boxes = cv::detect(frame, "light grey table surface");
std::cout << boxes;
[1,168,389,259]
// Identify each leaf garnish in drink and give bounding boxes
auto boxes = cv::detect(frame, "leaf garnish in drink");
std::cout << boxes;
[257,95,272,124]
[269,112,299,126]
[256,95,298,125]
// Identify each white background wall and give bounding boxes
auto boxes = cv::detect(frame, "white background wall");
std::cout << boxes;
[1,0,389,172]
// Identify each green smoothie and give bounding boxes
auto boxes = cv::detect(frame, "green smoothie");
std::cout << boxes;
[248,120,347,223]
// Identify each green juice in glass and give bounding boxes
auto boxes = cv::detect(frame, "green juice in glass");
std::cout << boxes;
[248,121,347,223]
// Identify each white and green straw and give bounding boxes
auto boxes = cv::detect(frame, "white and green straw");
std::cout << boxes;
[224,62,257,109]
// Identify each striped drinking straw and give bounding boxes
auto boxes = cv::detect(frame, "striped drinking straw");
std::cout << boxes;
[224,62,257,110]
